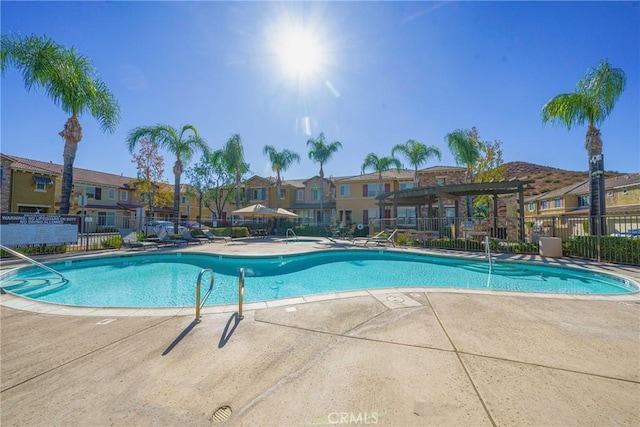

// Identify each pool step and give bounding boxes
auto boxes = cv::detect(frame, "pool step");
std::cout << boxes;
[2,277,69,298]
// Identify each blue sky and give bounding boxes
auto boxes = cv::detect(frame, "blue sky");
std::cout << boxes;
[2,1,639,184]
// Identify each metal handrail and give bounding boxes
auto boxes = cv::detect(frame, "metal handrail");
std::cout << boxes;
[285,228,298,241]
[238,268,245,320]
[0,244,67,282]
[194,268,214,323]
[484,236,492,287]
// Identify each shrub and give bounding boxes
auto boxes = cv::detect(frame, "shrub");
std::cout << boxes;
[566,236,640,264]
[101,236,122,249]
[0,245,68,258]
[396,234,409,246]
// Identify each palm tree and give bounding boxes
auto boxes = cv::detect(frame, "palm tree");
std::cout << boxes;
[391,139,441,187]
[361,153,402,220]
[542,59,626,232]
[223,134,248,210]
[1,33,120,214]
[306,133,342,224]
[126,124,209,233]
[445,128,480,217]
[263,145,300,209]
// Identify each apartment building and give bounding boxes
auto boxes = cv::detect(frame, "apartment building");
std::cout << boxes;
[525,174,640,217]
[0,154,202,229]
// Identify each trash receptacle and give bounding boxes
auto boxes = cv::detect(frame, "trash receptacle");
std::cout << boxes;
[539,237,562,257]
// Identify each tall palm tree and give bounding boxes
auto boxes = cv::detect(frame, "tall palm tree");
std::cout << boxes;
[361,153,402,220]
[223,134,248,210]
[306,133,342,224]
[445,128,480,217]
[542,59,626,232]
[391,139,441,187]
[263,145,300,209]
[126,124,208,233]
[1,33,120,214]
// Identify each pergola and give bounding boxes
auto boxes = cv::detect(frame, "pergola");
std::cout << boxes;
[376,179,535,241]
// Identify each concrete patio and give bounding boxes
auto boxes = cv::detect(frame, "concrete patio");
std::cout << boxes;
[1,240,639,426]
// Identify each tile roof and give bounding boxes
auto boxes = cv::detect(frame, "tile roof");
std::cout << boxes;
[334,169,415,183]
[525,173,640,201]
[2,154,134,188]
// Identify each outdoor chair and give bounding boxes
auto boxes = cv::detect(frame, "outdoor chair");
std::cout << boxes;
[353,229,397,247]
[119,228,158,250]
[155,228,188,246]
[201,229,231,243]
[180,229,203,245]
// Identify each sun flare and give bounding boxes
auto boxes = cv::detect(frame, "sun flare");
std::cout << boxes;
[272,25,327,81]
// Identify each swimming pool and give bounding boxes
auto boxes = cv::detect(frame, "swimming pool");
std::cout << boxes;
[1,250,637,307]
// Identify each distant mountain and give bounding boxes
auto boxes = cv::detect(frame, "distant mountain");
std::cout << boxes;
[501,161,624,196]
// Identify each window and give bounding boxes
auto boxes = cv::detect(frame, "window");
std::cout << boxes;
[399,182,413,190]
[33,176,53,192]
[279,188,286,200]
[528,202,535,212]
[539,200,548,210]
[312,188,321,201]
[251,188,266,200]
[94,188,102,200]
[340,185,350,196]
[363,184,378,197]
[553,198,562,208]
[120,190,128,201]
[436,177,446,186]
[181,196,187,204]
[297,189,304,201]
[97,212,115,227]
[578,195,590,207]
[108,189,116,200]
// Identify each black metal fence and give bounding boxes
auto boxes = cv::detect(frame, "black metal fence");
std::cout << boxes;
[370,214,640,265]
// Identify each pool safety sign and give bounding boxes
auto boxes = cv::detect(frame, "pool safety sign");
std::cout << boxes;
[0,213,79,247]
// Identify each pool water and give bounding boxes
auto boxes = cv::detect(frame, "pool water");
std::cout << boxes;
[1,250,636,308]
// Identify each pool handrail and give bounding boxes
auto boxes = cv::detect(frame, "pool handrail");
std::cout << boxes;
[238,268,245,320]
[194,268,214,323]
[0,244,67,282]
[484,236,492,287]
[285,228,298,241]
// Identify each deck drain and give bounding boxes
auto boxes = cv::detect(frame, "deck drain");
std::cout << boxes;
[211,405,232,423]
[386,295,404,303]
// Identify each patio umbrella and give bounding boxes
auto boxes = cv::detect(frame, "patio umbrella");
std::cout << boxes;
[274,207,298,218]
[232,203,280,218]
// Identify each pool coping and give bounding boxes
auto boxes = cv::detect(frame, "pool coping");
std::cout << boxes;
[1,240,639,317]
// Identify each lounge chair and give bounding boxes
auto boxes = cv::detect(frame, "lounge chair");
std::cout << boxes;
[200,229,231,243]
[119,228,158,250]
[354,229,398,247]
[155,228,188,246]
[180,229,203,245]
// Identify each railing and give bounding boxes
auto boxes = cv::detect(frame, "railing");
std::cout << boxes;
[484,236,492,288]
[238,268,245,320]
[0,244,67,281]
[285,228,298,241]
[194,269,214,323]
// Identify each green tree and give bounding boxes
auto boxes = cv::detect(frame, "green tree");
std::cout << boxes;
[263,145,300,209]
[445,127,481,217]
[187,150,237,222]
[1,33,120,214]
[361,153,402,220]
[542,59,626,230]
[472,139,505,218]
[307,132,342,224]
[391,139,441,187]
[130,137,172,218]
[126,124,209,233]
[223,134,249,210]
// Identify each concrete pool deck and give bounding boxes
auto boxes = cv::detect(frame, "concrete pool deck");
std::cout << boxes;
[1,238,639,426]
